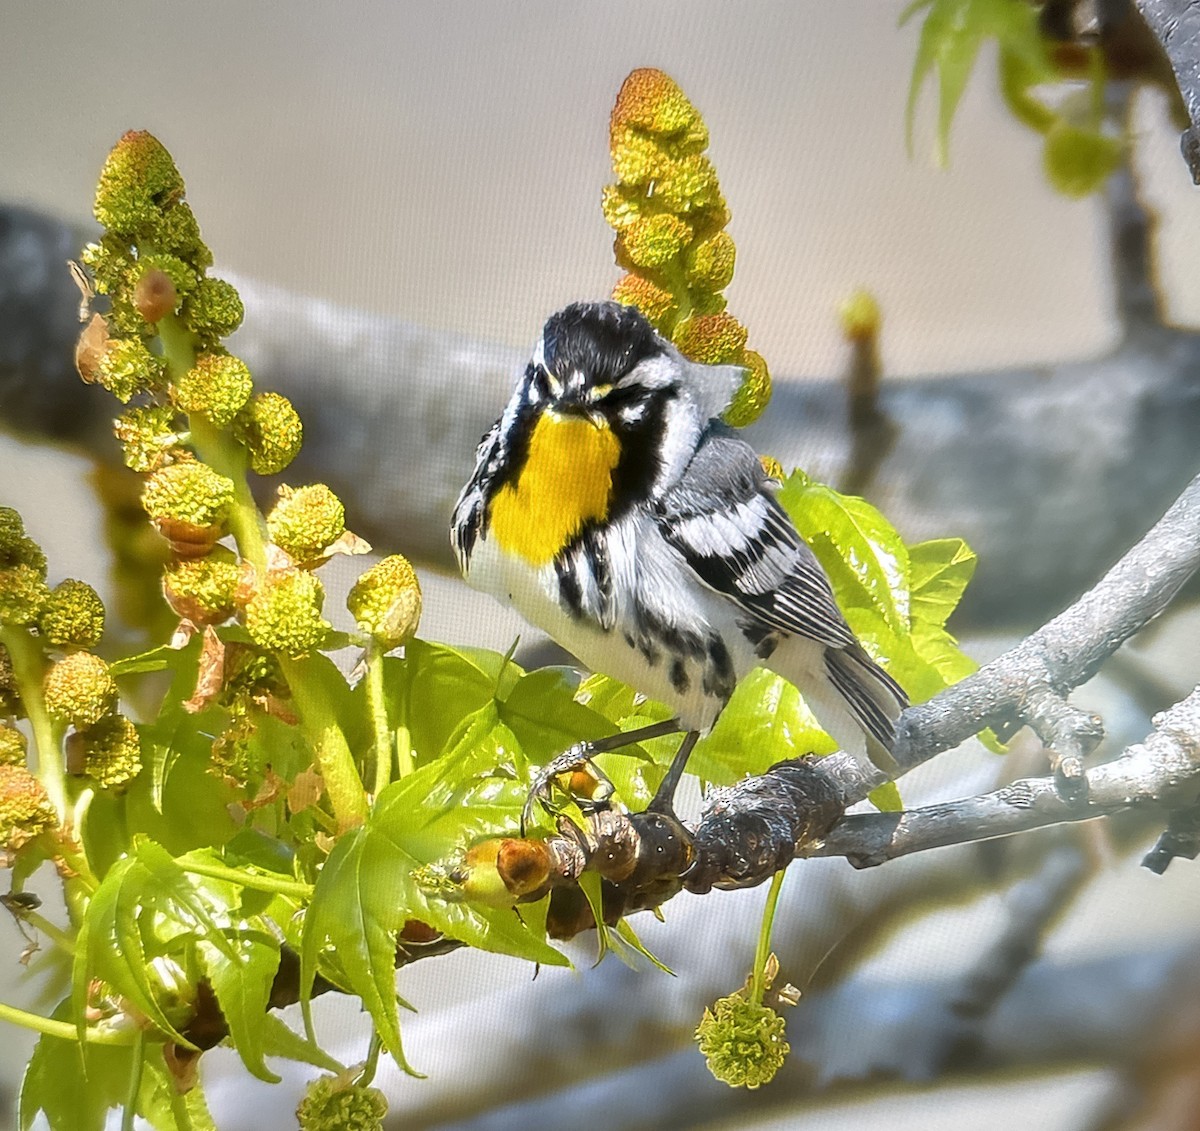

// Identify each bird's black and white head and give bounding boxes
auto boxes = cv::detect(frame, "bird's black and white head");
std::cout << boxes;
[451,300,745,572]
[524,301,740,427]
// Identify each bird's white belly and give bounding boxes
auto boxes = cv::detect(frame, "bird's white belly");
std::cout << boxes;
[464,533,750,731]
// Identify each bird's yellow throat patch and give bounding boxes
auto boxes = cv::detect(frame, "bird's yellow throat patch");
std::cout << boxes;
[490,411,620,566]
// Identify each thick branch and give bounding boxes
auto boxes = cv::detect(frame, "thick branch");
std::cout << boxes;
[891,470,1200,774]
[814,686,1200,866]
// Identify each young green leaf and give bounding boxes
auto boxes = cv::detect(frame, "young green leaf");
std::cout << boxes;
[20,1000,135,1131]
[196,929,282,1082]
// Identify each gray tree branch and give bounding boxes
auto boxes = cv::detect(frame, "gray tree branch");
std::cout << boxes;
[1134,0,1200,181]
[812,686,1200,867]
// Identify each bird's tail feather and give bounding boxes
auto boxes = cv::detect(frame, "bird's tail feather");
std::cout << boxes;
[824,644,907,773]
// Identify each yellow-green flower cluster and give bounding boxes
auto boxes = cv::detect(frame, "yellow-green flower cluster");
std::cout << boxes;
[38,579,106,648]
[75,714,142,788]
[0,646,20,718]
[171,351,253,426]
[242,568,331,657]
[113,404,185,473]
[266,484,346,562]
[296,1075,387,1131]
[695,991,790,1089]
[0,508,50,628]
[347,554,422,650]
[163,547,240,625]
[43,652,117,729]
[83,130,239,347]
[604,68,770,426]
[0,764,58,849]
[233,392,304,475]
[0,725,26,766]
[142,461,234,532]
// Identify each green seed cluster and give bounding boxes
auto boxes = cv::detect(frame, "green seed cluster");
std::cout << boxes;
[295,1075,387,1131]
[695,992,790,1089]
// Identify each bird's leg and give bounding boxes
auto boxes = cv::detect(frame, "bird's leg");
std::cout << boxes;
[645,730,700,816]
[521,718,684,834]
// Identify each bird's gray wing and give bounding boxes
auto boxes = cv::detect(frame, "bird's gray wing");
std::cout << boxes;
[655,424,855,649]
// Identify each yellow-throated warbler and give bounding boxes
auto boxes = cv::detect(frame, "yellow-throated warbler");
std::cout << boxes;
[451,301,906,801]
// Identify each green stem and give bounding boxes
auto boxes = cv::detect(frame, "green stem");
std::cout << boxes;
[365,642,394,796]
[188,413,267,569]
[0,625,65,818]
[0,999,136,1044]
[749,869,786,1006]
[394,723,413,781]
[168,1078,195,1131]
[121,1029,146,1131]
[179,857,311,900]
[278,654,368,832]
[156,312,267,572]
[359,1030,383,1087]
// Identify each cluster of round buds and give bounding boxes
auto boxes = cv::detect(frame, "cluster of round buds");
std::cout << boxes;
[604,69,771,427]
[695,990,790,1089]
[295,1075,387,1131]
[81,131,238,351]
[66,714,143,789]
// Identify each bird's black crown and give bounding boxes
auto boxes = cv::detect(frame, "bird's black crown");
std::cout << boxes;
[541,301,664,388]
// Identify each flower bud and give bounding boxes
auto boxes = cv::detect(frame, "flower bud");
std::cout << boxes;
[172,352,253,426]
[233,392,304,475]
[184,277,244,341]
[0,725,26,766]
[74,714,142,788]
[242,568,331,656]
[347,555,421,650]
[113,405,184,473]
[0,764,58,849]
[296,1075,387,1131]
[96,336,167,403]
[43,652,117,729]
[266,484,345,563]
[38,579,106,648]
[93,130,185,234]
[163,547,240,625]
[142,461,234,553]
